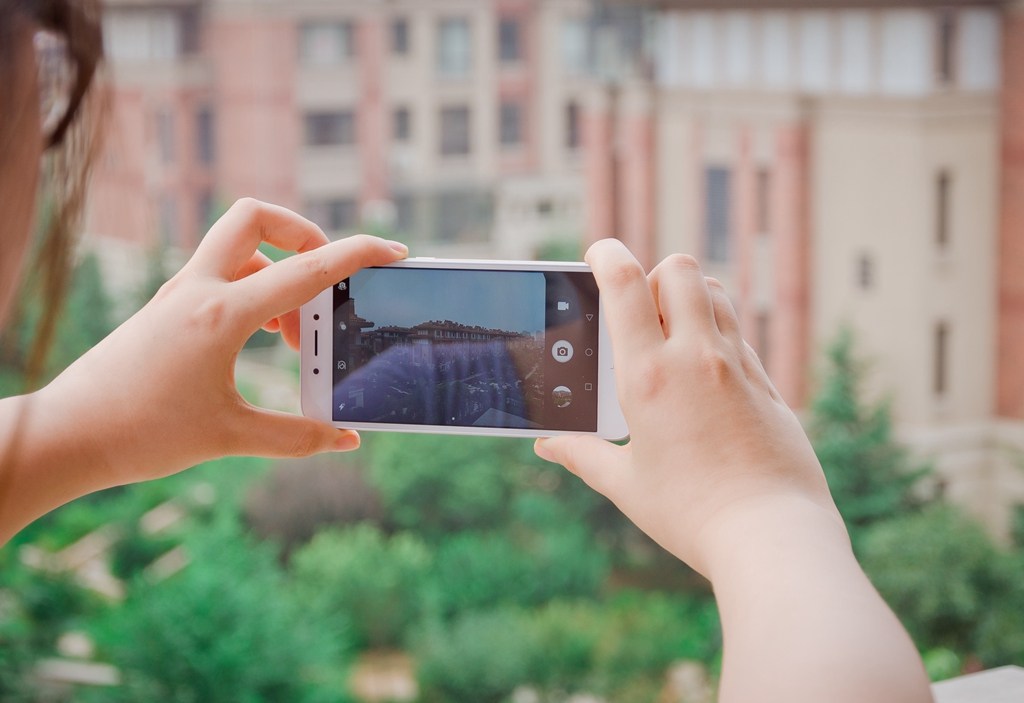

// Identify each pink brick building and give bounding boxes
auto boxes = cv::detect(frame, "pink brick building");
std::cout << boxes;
[585,0,1024,537]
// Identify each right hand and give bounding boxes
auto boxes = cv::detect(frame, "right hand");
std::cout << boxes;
[534,239,842,577]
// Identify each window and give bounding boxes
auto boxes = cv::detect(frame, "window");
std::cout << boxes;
[500,101,523,146]
[300,23,354,66]
[566,101,580,150]
[755,312,770,372]
[179,6,201,55]
[857,253,874,289]
[159,194,178,246]
[438,18,471,76]
[196,107,214,165]
[499,17,522,63]
[393,193,415,235]
[304,111,356,147]
[561,18,587,75]
[756,168,771,233]
[937,10,956,85]
[440,106,470,156]
[197,190,214,237]
[393,107,411,142]
[936,170,951,248]
[705,167,731,262]
[307,198,358,233]
[934,321,949,396]
[156,109,175,165]
[391,18,409,55]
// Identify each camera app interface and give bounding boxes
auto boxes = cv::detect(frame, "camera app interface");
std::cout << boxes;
[332,267,599,432]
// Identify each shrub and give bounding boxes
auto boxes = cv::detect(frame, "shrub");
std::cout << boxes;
[90,522,348,703]
[292,524,432,649]
[861,504,1022,663]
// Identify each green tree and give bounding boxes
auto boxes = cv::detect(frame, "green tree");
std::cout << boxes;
[809,328,926,550]
[861,504,1024,666]
[292,524,432,650]
[91,521,349,703]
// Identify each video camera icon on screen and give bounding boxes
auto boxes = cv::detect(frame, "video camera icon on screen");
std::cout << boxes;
[557,301,569,311]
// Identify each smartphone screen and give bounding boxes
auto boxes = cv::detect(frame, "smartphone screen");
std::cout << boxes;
[331,267,600,432]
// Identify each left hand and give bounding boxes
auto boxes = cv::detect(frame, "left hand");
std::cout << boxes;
[4,199,406,535]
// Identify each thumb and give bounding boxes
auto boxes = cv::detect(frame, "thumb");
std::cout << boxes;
[237,407,360,458]
[534,435,629,499]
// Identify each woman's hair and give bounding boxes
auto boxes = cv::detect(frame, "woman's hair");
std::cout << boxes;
[0,0,104,388]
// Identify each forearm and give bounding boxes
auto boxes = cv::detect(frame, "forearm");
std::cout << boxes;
[701,495,932,703]
[0,385,115,545]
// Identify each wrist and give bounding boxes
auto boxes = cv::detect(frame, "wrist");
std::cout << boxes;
[693,492,852,585]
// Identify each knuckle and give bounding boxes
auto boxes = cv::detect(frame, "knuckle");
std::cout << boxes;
[289,425,325,458]
[604,260,645,290]
[627,362,669,403]
[698,346,737,385]
[663,253,701,272]
[298,249,331,279]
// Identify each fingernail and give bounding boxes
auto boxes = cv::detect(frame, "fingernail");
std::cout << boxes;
[334,432,360,452]
[386,240,408,255]
[534,439,555,463]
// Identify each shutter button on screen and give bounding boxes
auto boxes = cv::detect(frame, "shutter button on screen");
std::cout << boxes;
[552,340,574,362]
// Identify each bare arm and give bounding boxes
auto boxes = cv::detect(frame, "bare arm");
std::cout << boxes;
[535,240,932,703]
[0,199,407,545]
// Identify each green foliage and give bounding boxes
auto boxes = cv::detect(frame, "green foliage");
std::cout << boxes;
[534,240,582,262]
[430,523,607,617]
[292,524,432,649]
[810,327,927,550]
[366,434,522,535]
[0,251,114,392]
[416,593,720,703]
[861,504,1024,665]
[922,647,962,682]
[90,521,350,703]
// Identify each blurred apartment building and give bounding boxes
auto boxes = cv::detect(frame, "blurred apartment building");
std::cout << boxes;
[87,0,1024,538]
[587,0,1024,537]
[88,0,591,271]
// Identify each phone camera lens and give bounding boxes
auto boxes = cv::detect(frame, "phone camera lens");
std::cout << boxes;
[313,314,320,321]
[313,368,319,375]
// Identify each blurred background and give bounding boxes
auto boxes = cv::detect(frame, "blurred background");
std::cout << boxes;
[2,0,1024,700]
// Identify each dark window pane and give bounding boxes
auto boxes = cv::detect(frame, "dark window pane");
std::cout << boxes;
[566,101,580,150]
[179,6,201,55]
[196,107,215,165]
[705,167,731,262]
[937,170,951,247]
[937,11,956,85]
[499,17,521,63]
[307,198,358,234]
[393,107,411,141]
[934,321,949,395]
[393,193,415,235]
[857,253,874,289]
[392,18,409,54]
[440,106,470,155]
[305,111,356,147]
[756,167,771,233]
[500,101,522,146]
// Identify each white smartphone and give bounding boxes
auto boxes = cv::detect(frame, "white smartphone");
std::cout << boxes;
[299,258,628,440]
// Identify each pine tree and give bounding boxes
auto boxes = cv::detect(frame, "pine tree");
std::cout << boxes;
[809,327,928,552]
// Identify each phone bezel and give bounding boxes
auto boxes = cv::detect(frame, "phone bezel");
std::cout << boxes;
[299,258,628,440]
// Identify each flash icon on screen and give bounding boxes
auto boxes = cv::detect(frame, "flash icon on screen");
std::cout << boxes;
[557,301,569,311]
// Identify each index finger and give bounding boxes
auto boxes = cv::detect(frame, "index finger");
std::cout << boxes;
[585,239,665,361]
[189,198,329,280]
[235,234,408,325]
